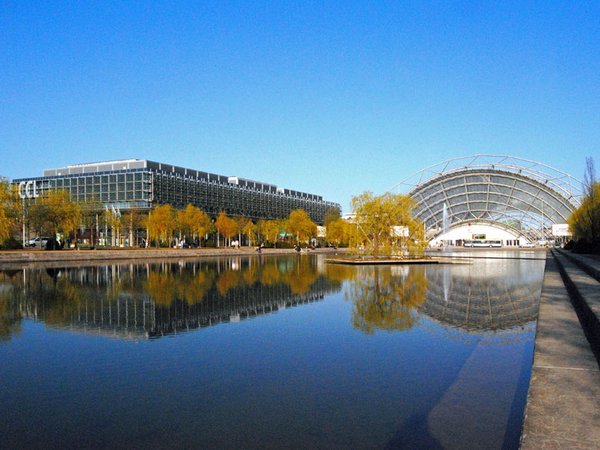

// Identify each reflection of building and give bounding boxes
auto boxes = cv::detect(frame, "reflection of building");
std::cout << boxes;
[13,159,340,223]
[420,263,542,333]
[6,259,341,340]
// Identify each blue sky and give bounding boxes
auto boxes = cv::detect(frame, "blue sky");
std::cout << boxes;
[2,1,599,211]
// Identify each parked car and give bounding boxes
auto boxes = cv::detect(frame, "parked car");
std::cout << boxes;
[26,237,50,248]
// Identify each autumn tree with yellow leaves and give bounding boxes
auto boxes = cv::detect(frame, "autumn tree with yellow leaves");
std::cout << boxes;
[28,190,81,244]
[145,204,176,246]
[286,209,317,244]
[351,192,425,257]
[0,181,21,246]
[176,204,211,245]
[326,218,352,247]
[215,211,237,247]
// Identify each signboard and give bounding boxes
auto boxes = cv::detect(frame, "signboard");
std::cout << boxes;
[18,180,38,199]
[552,224,571,237]
[392,226,409,237]
[317,226,326,238]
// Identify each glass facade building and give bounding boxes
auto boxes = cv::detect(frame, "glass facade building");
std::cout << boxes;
[14,159,340,224]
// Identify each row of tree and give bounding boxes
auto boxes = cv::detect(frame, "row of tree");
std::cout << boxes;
[0,182,329,248]
[1,181,425,255]
[145,204,321,247]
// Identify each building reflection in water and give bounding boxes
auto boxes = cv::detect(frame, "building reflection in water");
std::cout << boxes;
[0,256,341,340]
[0,255,543,342]
[420,259,542,334]
[326,257,542,337]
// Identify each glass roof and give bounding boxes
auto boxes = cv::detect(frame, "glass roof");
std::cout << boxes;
[392,155,584,239]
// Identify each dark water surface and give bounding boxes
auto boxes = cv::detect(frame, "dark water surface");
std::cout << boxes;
[0,252,546,449]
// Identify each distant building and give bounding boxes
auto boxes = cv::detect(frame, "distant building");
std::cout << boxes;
[13,159,340,224]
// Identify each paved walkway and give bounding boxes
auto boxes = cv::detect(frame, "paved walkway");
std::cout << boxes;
[0,246,341,267]
[520,251,600,449]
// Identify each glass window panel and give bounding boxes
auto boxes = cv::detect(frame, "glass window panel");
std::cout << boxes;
[446,186,466,197]
[469,193,487,201]
[452,203,467,213]
[491,185,512,195]
[514,180,535,193]
[470,202,487,211]
[467,184,486,193]
[419,187,437,200]
[428,193,444,205]
[489,194,508,204]
[465,175,486,184]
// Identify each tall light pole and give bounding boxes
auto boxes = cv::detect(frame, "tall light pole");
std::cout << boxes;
[22,197,26,248]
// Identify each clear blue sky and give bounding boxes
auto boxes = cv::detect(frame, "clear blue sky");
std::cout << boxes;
[2,1,599,211]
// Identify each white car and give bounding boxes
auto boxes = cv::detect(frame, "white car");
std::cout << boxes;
[26,237,50,248]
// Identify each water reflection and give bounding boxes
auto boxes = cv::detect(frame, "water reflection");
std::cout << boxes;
[0,256,341,340]
[0,255,544,342]
[324,256,543,336]
[0,254,546,448]
[346,265,428,333]
[421,259,542,334]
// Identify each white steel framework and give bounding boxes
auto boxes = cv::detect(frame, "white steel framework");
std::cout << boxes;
[392,155,585,241]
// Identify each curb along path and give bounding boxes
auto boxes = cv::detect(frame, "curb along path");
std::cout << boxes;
[0,247,343,266]
[520,250,600,449]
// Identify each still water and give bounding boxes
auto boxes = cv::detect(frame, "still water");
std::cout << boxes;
[0,252,546,449]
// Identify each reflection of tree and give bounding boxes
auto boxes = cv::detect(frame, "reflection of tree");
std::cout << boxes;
[349,266,428,334]
[144,270,179,306]
[283,258,319,295]
[0,256,340,339]
[145,267,218,306]
[0,293,21,342]
[1,270,86,330]
[180,271,215,305]
[260,262,283,286]
[242,263,259,285]
[216,269,242,296]
[325,264,356,284]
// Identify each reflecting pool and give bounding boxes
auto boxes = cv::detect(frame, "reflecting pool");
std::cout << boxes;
[0,252,546,449]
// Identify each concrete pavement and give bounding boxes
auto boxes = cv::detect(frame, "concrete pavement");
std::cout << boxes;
[520,251,600,449]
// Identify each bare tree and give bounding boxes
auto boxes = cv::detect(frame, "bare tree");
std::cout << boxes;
[583,157,598,244]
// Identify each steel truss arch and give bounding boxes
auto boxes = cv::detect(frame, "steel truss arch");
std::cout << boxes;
[392,155,585,241]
